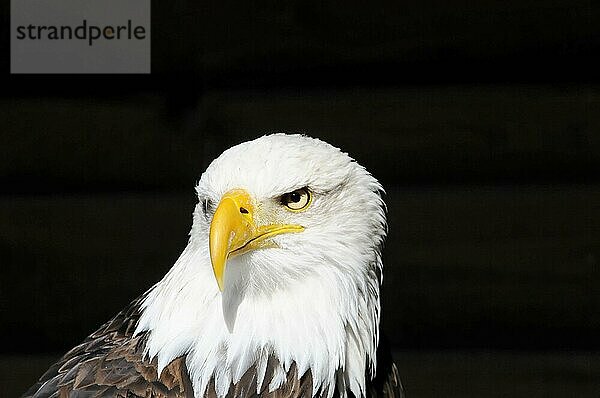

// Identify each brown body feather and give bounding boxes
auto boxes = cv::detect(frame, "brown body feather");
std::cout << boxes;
[23,297,404,398]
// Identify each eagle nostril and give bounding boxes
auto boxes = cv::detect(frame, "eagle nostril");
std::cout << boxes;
[239,207,249,214]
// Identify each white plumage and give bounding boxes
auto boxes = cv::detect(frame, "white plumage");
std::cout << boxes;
[135,134,387,398]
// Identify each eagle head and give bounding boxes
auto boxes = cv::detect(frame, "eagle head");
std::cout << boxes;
[137,134,388,398]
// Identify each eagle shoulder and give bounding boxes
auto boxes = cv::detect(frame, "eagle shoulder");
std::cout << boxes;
[22,296,193,398]
[366,336,405,398]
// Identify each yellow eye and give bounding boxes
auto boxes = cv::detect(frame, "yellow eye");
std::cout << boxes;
[280,188,311,211]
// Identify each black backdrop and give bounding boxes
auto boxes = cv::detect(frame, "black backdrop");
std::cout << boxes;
[1,1,600,397]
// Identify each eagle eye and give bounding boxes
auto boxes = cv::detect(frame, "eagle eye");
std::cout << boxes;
[280,188,311,212]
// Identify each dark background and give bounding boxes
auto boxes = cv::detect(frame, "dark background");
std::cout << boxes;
[1,1,600,397]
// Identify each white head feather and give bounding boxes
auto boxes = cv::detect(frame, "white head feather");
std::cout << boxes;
[135,134,387,398]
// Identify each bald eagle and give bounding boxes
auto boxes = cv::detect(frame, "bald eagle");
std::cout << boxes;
[24,134,404,398]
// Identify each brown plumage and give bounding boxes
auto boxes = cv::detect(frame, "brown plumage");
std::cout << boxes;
[23,296,192,398]
[23,296,404,398]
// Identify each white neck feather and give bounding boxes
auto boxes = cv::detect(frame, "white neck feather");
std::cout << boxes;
[134,239,380,398]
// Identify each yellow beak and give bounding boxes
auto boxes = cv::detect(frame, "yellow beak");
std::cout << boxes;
[209,189,304,291]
